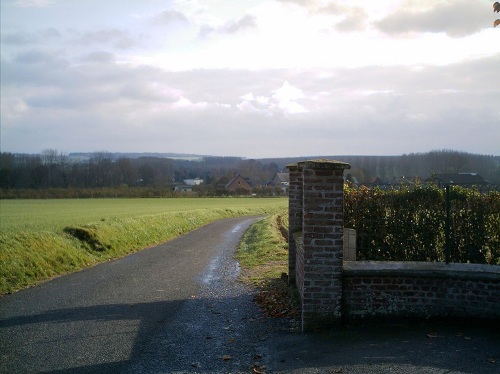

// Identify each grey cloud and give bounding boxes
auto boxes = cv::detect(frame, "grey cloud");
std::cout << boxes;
[40,27,61,39]
[274,0,312,7]
[15,0,55,7]
[376,0,488,37]
[199,14,257,37]
[289,2,369,32]
[2,32,38,45]
[70,29,135,49]
[2,50,498,156]
[1,28,61,45]
[334,7,368,32]
[4,52,183,110]
[80,51,116,64]
[153,10,188,25]
[14,49,68,67]
[198,25,215,38]
[6,49,498,108]
[119,82,181,103]
[223,15,257,33]
[24,92,91,109]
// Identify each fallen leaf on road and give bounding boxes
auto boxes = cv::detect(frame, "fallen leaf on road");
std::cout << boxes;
[222,355,232,361]
[427,332,438,338]
[487,357,495,363]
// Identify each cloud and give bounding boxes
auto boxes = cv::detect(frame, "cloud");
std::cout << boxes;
[1,28,61,45]
[15,0,55,7]
[272,81,308,114]
[274,0,369,32]
[274,0,312,7]
[334,8,368,32]
[376,0,488,37]
[238,81,307,116]
[223,14,257,33]
[237,92,271,114]
[13,49,67,67]
[153,10,189,25]
[1,32,38,45]
[70,29,135,49]
[199,14,257,37]
[1,40,499,156]
[80,51,116,64]
[317,3,368,32]
[171,97,205,109]
[119,81,182,104]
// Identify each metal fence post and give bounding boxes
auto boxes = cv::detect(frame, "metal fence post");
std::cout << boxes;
[445,185,451,264]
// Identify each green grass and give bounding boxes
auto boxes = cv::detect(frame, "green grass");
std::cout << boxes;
[236,212,301,320]
[236,213,289,285]
[0,198,286,232]
[0,197,287,295]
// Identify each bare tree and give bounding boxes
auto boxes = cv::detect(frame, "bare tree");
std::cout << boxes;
[90,151,113,187]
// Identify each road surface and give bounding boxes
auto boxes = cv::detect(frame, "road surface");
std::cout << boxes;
[0,216,271,373]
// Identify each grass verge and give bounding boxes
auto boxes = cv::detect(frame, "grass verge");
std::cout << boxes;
[236,213,300,320]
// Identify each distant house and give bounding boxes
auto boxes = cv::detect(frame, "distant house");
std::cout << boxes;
[173,184,193,192]
[345,173,359,186]
[225,175,253,193]
[389,176,421,187]
[183,178,204,186]
[362,176,385,188]
[174,177,204,192]
[430,173,489,188]
[270,172,289,192]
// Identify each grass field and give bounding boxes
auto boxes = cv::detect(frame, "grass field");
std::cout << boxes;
[0,198,287,232]
[0,197,287,295]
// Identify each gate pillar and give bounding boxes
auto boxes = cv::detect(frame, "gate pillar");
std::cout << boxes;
[287,159,350,331]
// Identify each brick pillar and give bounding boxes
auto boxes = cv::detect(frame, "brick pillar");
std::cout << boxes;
[287,163,303,284]
[300,159,350,331]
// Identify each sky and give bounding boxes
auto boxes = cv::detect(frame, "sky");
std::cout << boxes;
[1,0,499,158]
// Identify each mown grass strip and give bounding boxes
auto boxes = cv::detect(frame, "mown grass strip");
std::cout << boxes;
[236,213,288,284]
[0,201,286,296]
[237,212,300,320]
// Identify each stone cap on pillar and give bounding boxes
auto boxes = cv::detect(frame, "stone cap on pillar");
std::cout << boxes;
[288,159,351,170]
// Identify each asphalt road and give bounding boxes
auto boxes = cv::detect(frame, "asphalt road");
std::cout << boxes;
[0,216,270,373]
[1,216,499,374]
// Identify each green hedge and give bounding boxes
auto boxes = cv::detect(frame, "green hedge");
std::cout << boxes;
[344,184,500,264]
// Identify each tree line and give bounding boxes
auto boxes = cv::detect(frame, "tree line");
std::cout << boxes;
[266,150,500,185]
[0,149,498,197]
[0,150,281,193]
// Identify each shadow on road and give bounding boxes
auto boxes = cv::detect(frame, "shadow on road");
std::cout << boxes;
[0,299,182,373]
[271,319,500,374]
[1,292,274,374]
[2,290,500,373]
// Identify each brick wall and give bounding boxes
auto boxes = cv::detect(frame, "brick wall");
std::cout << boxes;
[287,164,302,285]
[343,262,500,320]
